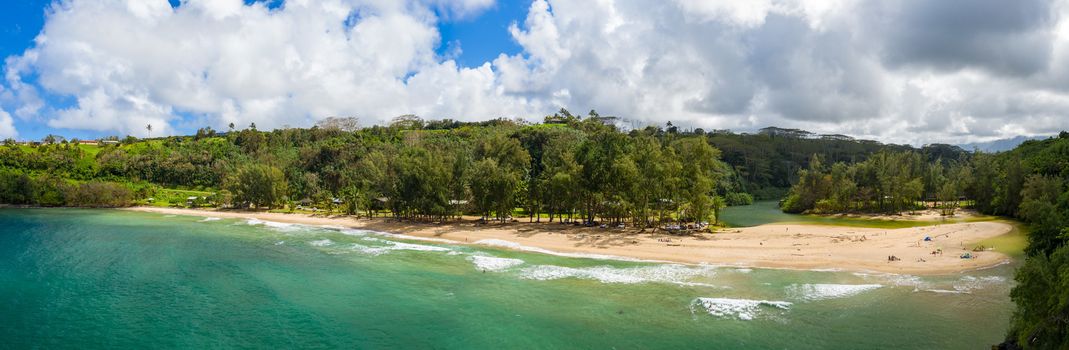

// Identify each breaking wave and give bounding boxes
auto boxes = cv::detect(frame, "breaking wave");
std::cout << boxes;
[853,272,1007,294]
[388,241,452,252]
[342,239,452,256]
[309,239,334,247]
[517,264,716,284]
[692,298,792,321]
[243,218,301,231]
[785,284,882,301]
[924,275,1007,294]
[469,255,525,272]
[474,239,652,262]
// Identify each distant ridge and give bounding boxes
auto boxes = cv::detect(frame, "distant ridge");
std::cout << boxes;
[957,135,1048,153]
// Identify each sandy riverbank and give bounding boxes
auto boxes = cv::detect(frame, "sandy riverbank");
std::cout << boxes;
[124,206,1016,274]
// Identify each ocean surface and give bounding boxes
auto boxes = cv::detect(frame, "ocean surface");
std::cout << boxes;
[0,209,1016,349]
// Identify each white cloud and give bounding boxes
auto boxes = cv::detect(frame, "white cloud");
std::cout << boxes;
[489,0,1069,144]
[674,0,776,27]
[3,0,538,137]
[0,109,16,139]
[2,0,1069,144]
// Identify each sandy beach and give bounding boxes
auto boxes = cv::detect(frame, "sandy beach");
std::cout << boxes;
[124,206,1016,274]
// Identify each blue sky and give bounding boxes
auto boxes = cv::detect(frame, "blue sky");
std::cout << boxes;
[0,1,48,67]
[438,1,526,68]
[2,0,1067,145]
[0,0,51,140]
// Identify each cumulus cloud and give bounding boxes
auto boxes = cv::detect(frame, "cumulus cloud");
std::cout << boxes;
[2,0,1069,144]
[0,109,16,139]
[490,0,1069,144]
[876,0,1055,76]
[3,0,539,137]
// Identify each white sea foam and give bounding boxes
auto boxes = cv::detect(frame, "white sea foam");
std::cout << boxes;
[244,218,300,231]
[474,239,653,262]
[347,243,390,256]
[343,240,451,256]
[346,228,457,244]
[340,229,368,236]
[198,217,221,222]
[385,233,457,244]
[388,241,452,252]
[469,255,525,272]
[518,264,715,284]
[852,272,1007,294]
[925,275,1007,294]
[673,281,727,289]
[692,298,792,321]
[785,284,883,301]
[309,239,334,247]
[274,241,285,245]
[853,272,927,289]
[319,225,348,230]
[925,289,967,294]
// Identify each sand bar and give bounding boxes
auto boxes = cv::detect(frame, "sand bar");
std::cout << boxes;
[124,206,1016,274]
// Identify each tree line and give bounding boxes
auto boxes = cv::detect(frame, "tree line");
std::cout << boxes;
[0,112,749,226]
[210,115,737,227]
[780,150,971,215]
[0,168,135,207]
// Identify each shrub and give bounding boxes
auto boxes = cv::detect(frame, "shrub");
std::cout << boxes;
[724,192,754,206]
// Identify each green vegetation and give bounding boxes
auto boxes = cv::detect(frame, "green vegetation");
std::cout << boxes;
[706,127,936,200]
[0,112,747,227]
[977,134,1069,349]
[780,150,970,215]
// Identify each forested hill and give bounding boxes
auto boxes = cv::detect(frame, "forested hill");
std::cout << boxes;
[708,127,967,198]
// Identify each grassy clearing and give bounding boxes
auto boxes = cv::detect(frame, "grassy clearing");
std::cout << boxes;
[144,188,216,207]
[76,144,103,157]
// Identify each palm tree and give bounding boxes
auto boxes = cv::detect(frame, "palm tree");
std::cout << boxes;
[146,124,152,132]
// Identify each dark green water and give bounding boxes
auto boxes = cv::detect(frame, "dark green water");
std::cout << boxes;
[1,209,1015,349]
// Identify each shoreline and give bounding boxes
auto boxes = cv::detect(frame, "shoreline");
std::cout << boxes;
[118,206,1017,275]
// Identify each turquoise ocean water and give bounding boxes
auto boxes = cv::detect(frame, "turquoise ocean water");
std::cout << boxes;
[0,209,1015,349]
